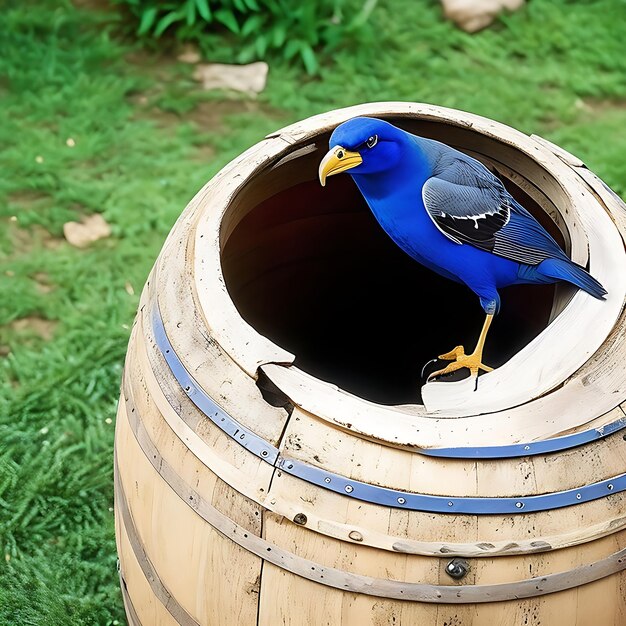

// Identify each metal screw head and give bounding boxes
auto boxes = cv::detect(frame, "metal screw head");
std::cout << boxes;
[324,477,331,484]
[345,485,354,493]
[576,493,582,500]
[445,558,470,580]
[524,445,530,450]
[608,483,614,490]
[293,513,307,525]
[261,450,268,457]
[448,501,454,507]
[515,502,524,509]
[397,497,406,505]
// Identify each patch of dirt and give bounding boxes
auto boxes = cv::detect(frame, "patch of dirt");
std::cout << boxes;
[5,220,64,255]
[10,317,58,341]
[132,103,182,129]
[32,272,55,294]
[191,99,277,129]
[577,97,626,114]
[132,96,283,142]
[7,190,49,208]
[189,143,217,163]
[72,0,118,12]
[125,48,181,83]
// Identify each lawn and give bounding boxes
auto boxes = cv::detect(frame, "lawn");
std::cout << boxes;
[1,0,625,623]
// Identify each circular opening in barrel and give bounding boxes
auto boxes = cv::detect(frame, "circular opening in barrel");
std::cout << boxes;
[221,118,568,405]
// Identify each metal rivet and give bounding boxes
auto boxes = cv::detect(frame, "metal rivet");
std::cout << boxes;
[608,484,614,490]
[448,501,453,507]
[348,530,363,542]
[293,513,307,525]
[345,485,354,493]
[576,493,582,500]
[516,502,524,509]
[287,463,293,470]
[445,558,470,580]
[261,450,268,457]
[524,445,530,450]
[324,477,331,483]
[397,497,406,505]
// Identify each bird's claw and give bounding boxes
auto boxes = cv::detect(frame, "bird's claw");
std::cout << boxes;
[426,347,493,383]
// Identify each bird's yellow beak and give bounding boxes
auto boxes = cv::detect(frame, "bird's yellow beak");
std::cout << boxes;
[318,146,363,187]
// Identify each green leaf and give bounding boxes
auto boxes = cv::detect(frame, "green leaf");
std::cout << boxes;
[185,0,196,26]
[154,10,182,36]
[284,39,300,60]
[232,0,246,12]
[271,23,286,47]
[214,9,240,33]
[255,35,269,57]
[349,0,378,29]
[237,44,256,63]
[194,0,211,21]
[137,7,158,35]
[299,43,318,75]
[241,14,264,37]
[242,0,260,10]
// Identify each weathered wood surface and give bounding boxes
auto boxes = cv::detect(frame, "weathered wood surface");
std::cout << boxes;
[116,394,263,625]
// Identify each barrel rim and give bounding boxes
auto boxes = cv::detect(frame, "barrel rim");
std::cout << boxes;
[189,101,626,446]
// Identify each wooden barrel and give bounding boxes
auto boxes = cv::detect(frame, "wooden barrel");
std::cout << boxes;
[114,102,626,625]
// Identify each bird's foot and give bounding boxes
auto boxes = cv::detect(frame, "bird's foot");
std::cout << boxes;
[427,346,493,382]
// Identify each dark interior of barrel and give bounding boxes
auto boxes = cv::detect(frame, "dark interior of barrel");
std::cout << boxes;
[222,120,564,405]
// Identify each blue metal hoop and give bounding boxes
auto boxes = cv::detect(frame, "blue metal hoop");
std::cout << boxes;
[152,306,626,515]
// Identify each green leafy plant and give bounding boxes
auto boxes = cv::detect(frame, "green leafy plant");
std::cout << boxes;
[114,0,377,74]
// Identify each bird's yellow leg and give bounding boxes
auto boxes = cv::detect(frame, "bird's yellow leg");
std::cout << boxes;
[427,314,494,381]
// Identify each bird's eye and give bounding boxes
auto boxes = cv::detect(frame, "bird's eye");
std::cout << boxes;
[366,135,378,149]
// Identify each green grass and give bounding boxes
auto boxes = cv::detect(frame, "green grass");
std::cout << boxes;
[1,0,625,622]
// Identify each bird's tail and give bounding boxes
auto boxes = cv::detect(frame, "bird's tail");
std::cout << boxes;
[537,258,607,299]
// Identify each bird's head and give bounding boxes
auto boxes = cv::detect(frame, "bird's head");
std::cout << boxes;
[318,117,406,186]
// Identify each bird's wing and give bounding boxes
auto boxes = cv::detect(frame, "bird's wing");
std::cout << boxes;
[422,156,565,265]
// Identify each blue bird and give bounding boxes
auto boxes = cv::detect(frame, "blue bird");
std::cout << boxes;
[318,117,607,382]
